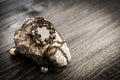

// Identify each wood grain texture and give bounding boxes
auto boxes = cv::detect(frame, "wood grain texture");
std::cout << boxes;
[0,0,120,80]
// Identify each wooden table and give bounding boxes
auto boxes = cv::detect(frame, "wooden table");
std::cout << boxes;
[0,0,120,80]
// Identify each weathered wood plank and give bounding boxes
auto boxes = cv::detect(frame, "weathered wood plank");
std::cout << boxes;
[0,0,120,80]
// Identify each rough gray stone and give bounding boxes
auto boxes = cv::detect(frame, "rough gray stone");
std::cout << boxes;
[13,16,71,69]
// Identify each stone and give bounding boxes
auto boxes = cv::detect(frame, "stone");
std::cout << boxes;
[9,48,17,55]
[41,66,48,73]
[12,16,71,71]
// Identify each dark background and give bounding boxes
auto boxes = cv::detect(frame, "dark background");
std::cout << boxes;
[0,0,120,80]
